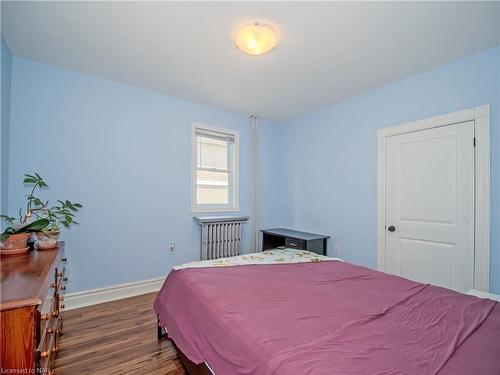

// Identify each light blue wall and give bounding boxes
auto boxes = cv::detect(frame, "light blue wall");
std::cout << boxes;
[1,36,12,219]
[258,122,292,231]
[8,57,277,292]
[280,47,500,293]
[7,47,499,294]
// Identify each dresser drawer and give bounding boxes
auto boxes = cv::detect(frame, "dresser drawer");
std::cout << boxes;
[56,266,67,291]
[39,286,54,319]
[285,237,305,250]
[36,252,67,368]
[37,292,58,358]
[39,330,56,375]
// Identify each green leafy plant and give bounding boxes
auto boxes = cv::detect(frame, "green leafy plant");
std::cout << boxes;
[22,172,82,231]
[41,200,82,231]
[1,172,82,243]
[1,218,49,242]
[23,173,49,220]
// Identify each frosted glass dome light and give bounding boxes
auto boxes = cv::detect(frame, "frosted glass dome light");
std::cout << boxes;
[234,22,279,56]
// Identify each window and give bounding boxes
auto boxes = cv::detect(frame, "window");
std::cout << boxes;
[191,123,239,212]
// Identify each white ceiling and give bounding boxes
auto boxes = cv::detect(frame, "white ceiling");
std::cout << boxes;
[2,1,499,122]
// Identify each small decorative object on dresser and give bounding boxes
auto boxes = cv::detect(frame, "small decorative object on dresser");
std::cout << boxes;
[261,228,330,255]
[0,242,68,374]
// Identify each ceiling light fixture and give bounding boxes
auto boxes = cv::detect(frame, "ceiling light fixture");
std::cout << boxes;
[234,21,279,56]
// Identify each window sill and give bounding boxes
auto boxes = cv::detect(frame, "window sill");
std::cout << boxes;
[191,206,240,214]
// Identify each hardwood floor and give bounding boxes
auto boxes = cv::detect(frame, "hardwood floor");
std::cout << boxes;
[55,293,186,375]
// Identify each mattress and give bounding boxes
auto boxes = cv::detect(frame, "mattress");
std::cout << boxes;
[154,249,500,375]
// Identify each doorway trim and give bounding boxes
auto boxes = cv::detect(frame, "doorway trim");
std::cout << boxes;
[377,105,491,291]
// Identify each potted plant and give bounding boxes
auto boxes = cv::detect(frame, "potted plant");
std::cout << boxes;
[0,216,49,256]
[36,200,81,249]
[21,173,82,249]
[0,172,82,253]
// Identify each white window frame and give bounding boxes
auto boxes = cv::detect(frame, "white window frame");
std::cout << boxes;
[191,122,240,213]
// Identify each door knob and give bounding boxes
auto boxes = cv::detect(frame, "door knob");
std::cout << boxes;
[388,225,396,232]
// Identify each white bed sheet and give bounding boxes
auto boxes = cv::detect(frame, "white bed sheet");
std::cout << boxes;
[173,248,341,270]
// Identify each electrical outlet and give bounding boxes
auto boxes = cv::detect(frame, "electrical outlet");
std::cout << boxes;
[169,241,176,252]
[333,241,340,254]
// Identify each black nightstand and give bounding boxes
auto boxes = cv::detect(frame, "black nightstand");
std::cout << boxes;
[261,228,330,256]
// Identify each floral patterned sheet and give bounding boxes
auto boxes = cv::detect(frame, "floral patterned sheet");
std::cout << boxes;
[173,248,342,270]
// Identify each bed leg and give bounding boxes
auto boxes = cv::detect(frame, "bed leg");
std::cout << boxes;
[157,317,167,340]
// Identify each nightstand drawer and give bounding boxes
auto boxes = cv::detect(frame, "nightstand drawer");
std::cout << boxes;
[285,238,305,250]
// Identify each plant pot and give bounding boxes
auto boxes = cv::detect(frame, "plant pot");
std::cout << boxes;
[36,231,60,250]
[0,233,30,256]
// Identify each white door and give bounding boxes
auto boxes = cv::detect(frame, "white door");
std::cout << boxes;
[385,121,474,292]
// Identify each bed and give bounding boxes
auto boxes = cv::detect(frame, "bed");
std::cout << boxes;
[154,249,500,375]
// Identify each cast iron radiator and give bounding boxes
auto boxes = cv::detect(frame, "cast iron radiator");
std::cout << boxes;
[194,215,249,260]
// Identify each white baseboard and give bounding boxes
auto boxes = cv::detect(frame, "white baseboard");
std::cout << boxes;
[467,289,500,302]
[64,277,165,310]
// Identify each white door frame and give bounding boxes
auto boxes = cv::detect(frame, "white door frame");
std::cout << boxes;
[377,105,491,292]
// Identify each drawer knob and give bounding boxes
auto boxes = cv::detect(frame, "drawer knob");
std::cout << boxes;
[41,314,49,321]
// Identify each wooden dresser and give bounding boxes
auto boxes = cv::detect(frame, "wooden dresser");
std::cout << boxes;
[1,242,67,374]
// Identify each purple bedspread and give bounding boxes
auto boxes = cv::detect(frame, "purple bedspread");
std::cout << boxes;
[153,261,499,375]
